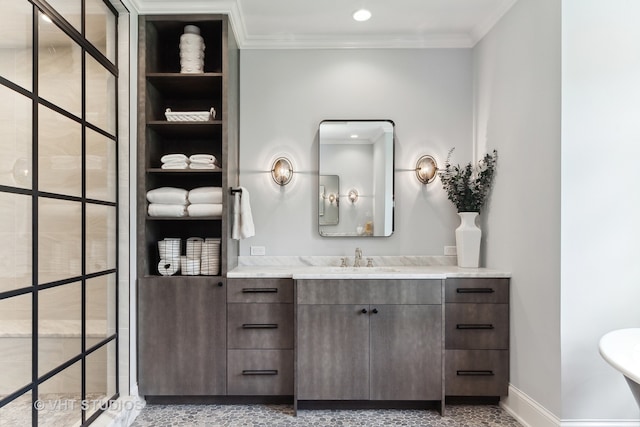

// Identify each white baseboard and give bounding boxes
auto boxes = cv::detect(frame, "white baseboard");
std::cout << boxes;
[502,384,640,427]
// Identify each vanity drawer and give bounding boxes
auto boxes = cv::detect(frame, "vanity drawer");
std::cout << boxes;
[227,278,294,303]
[296,279,442,305]
[445,278,509,304]
[227,349,293,395]
[445,349,508,396]
[228,303,294,349]
[445,304,509,349]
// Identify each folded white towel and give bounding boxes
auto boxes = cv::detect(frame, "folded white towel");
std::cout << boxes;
[180,256,200,275]
[148,203,188,217]
[188,187,222,204]
[189,163,217,170]
[146,187,188,204]
[161,162,189,170]
[161,154,189,163]
[232,187,255,239]
[190,154,217,163]
[187,204,223,217]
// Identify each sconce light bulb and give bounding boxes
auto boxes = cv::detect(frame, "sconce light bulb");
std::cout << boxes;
[271,157,293,186]
[415,155,438,184]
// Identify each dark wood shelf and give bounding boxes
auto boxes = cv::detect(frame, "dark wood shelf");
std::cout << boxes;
[147,120,222,138]
[147,73,222,97]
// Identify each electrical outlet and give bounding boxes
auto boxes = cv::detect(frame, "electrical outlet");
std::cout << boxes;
[250,246,266,256]
[444,246,457,256]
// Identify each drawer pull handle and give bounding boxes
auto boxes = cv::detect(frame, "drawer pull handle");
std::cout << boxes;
[242,323,278,329]
[456,324,494,330]
[457,370,494,376]
[242,369,278,376]
[456,288,495,294]
[242,288,278,293]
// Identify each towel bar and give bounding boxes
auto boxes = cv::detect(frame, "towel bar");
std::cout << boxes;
[230,187,242,194]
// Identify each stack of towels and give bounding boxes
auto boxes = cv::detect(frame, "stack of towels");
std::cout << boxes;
[147,186,222,217]
[187,186,223,217]
[147,187,188,217]
[160,153,218,170]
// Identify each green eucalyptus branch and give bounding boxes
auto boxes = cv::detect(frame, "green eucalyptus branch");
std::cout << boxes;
[438,148,498,213]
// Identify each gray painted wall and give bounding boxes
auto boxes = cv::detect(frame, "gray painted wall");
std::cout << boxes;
[239,48,473,257]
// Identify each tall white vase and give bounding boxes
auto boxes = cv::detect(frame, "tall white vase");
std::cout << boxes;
[455,212,481,268]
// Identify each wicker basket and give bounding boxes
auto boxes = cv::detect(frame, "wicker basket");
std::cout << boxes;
[165,107,216,122]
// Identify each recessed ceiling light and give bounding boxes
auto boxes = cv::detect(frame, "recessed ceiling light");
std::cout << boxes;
[350,134,359,138]
[353,9,371,22]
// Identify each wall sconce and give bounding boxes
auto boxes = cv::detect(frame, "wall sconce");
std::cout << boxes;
[271,157,293,186]
[415,155,438,184]
[348,189,359,204]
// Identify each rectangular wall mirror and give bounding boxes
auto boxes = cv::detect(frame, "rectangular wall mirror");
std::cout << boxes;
[318,120,394,237]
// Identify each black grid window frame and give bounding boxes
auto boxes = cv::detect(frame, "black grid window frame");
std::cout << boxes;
[0,1,122,426]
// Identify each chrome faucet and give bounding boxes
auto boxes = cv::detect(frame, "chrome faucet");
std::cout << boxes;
[354,247,363,267]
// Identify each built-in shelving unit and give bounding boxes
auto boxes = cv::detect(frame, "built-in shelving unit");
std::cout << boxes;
[137,14,239,397]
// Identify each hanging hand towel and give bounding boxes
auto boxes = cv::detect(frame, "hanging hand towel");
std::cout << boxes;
[231,187,255,239]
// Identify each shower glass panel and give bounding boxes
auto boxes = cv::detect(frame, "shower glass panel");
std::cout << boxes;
[86,274,116,337]
[0,0,33,91]
[38,361,82,427]
[0,192,31,293]
[85,0,117,63]
[43,0,82,32]
[85,204,116,274]
[38,11,82,118]
[85,340,117,420]
[0,390,31,426]
[38,282,82,376]
[38,198,82,284]
[0,294,32,394]
[38,105,82,197]
[0,84,32,189]
[86,128,116,202]
[86,53,116,135]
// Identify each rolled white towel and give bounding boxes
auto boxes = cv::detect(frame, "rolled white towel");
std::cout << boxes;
[187,203,222,217]
[161,154,188,163]
[161,162,189,170]
[146,187,188,204]
[188,187,222,204]
[158,258,180,276]
[180,256,200,275]
[189,163,217,170]
[148,203,188,217]
[189,154,217,164]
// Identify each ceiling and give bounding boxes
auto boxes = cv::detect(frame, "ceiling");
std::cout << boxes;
[130,0,519,49]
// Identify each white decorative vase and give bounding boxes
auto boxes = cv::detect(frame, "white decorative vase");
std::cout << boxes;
[455,212,481,268]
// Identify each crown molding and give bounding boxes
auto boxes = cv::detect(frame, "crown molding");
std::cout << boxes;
[469,0,518,45]
[127,0,514,50]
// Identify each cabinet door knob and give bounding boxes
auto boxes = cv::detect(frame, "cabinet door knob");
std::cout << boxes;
[361,308,368,314]
[217,281,223,287]
[372,308,378,314]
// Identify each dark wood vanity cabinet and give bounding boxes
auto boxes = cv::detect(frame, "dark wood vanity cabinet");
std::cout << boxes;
[138,277,227,395]
[227,278,294,396]
[296,279,443,402]
[444,278,510,397]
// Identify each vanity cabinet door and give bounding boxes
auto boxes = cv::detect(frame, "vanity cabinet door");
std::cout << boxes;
[370,305,442,400]
[296,304,370,400]
[138,277,227,395]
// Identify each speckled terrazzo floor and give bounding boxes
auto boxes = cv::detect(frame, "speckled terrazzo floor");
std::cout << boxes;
[130,403,522,427]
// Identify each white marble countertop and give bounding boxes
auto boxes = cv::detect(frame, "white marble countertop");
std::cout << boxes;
[228,256,511,279]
